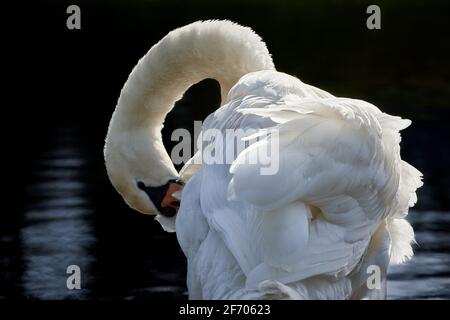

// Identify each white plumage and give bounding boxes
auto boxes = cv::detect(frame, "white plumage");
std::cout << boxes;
[104,20,423,299]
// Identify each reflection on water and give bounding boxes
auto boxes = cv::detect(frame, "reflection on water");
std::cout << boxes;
[2,126,450,299]
[388,211,450,299]
[20,129,94,299]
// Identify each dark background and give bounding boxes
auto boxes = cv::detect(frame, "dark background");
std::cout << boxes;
[1,0,449,299]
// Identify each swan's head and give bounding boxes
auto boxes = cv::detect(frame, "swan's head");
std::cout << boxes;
[104,119,183,218]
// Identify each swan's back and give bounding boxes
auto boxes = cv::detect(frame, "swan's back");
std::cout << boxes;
[176,70,422,299]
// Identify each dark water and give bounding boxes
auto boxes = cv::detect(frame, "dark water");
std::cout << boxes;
[388,211,450,299]
[1,123,449,300]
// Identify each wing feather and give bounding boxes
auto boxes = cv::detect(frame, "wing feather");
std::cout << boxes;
[177,70,422,297]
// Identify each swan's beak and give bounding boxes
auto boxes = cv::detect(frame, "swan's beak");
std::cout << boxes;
[161,182,183,212]
[137,179,184,217]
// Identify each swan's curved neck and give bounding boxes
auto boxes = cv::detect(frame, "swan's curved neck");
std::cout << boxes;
[114,44,232,132]
[104,20,274,213]
[114,23,274,129]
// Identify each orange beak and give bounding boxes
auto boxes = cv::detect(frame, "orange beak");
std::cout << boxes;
[161,182,183,212]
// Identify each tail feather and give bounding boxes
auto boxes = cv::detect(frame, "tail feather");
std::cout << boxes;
[387,218,415,264]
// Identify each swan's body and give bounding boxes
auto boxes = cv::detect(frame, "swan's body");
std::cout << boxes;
[104,20,422,299]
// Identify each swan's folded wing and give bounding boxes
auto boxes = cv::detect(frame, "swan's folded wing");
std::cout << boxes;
[229,97,390,215]
[227,97,411,285]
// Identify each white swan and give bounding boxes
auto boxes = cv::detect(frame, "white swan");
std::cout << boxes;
[104,20,423,299]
